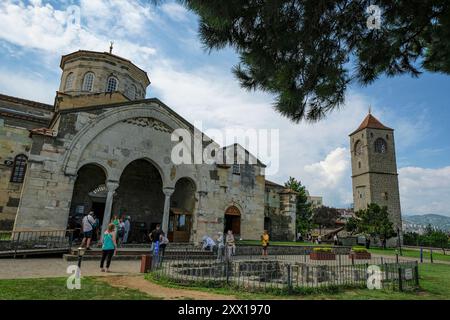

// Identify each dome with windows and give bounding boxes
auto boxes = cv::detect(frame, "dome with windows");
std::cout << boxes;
[58,50,150,103]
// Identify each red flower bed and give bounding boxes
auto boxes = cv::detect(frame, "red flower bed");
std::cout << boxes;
[310,252,336,260]
[349,252,372,260]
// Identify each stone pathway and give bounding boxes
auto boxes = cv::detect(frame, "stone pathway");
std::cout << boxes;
[100,275,236,300]
[0,258,141,279]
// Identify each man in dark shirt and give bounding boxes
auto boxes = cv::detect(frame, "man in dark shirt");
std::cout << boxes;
[149,224,162,243]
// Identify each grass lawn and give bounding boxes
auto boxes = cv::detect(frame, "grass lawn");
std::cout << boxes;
[146,263,450,300]
[237,240,321,246]
[0,233,11,240]
[237,240,450,262]
[368,247,450,262]
[0,277,157,300]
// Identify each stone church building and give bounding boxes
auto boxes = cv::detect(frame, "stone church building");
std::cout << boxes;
[0,50,297,243]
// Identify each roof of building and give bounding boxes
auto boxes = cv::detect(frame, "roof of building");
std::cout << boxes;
[350,113,393,136]
[220,143,266,168]
[0,93,54,126]
[60,50,150,85]
[265,180,284,188]
[0,93,54,111]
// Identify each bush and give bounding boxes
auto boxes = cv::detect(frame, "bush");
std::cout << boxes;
[313,247,332,253]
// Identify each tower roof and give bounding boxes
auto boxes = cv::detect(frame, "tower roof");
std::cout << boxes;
[350,113,393,135]
[60,50,150,86]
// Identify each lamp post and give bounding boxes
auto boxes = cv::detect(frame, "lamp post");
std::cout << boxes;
[397,227,403,256]
[77,247,86,269]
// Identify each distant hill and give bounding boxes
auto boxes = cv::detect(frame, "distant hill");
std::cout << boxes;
[403,214,450,232]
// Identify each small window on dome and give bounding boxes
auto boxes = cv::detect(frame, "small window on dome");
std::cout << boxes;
[65,73,74,91]
[106,77,118,92]
[128,84,137,99]
[82,72,95,92]
[83,72,94,92]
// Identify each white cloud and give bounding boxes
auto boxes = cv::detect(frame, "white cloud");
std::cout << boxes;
[0,68,57,103]
[0,0,157,64]
[303,148,352,206]
[399,166,450,216]
[160,2,190,22]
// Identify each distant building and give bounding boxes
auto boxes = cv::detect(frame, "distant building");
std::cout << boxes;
[337,208,355,222]
[306,191,323,209]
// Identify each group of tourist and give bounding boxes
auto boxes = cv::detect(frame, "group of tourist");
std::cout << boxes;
[78,211,132,272]
[202,229,271,259]
[201,230,237,260]
[79,210,274,272]
[79,212,132,250]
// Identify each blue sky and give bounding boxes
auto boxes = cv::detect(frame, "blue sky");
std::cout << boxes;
[0,0,449,216]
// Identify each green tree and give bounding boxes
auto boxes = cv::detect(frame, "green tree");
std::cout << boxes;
[284,177,313,235]
[174,0,450,122]
[312,206,340,232]
[349,203,396,249]
[423,227,449,253]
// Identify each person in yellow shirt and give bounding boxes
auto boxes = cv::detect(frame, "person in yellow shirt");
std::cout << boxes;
[261,230,270,257]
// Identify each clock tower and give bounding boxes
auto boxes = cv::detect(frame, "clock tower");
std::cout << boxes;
[350,112,402,232]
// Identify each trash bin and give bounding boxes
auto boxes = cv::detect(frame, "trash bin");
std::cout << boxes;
[140,254,152,273]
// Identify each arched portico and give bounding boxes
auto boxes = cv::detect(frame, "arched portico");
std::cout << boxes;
[61,103,202,241]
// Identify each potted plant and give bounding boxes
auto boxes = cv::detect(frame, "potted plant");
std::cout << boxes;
[349,246,372,260]
[310,247,336,260]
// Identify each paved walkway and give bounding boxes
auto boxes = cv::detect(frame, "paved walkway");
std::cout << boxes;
[0,258,141,279]
[99,275,236,300]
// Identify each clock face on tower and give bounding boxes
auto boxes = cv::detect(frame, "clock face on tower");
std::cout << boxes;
[374,138,387,154]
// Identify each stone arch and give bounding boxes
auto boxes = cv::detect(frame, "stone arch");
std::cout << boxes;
[68,163,108,240]
[63,103,192,177]
[224,204,242,235]
[112,156,166,185]
[76,159,111,180]
[168,177,197,242]
[113,158,165,242]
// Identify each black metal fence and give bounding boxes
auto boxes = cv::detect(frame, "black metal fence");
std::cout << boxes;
[0,230,74,257]
[151,249,419,293]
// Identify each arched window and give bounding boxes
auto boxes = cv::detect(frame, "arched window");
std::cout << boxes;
[354,140,362,156]
[106,76,118,92]
[65,72,74,91]
[128,84,137,100]
[374,138,387,154]
[82,72,95,92]
[10,154,28,183]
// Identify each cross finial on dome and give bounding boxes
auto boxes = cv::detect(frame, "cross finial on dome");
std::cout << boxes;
[109,41,114,54]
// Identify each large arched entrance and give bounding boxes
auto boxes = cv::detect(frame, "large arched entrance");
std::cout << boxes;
[169,178,196,242]
[113,159,164,243]
[68,164,107,241]
[224,206,241,236]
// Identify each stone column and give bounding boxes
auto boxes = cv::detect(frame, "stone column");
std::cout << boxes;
[162,187,175,234]
[100,181,119,239]
[192,191,207,243]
